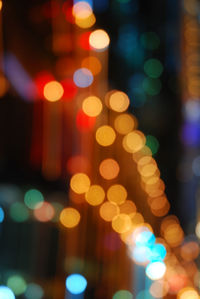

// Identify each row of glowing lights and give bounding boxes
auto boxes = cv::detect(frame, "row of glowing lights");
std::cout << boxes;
[0,272,199,299]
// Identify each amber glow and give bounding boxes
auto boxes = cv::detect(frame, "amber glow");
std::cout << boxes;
[70,173,90,194]
[75,13,96,28]
[119,200,137,215]
[85,185,105,206]
[114,114,135,135]
[60,207,80,228]
[123,131,146,153]
[164,223,184,247]
[89,29,110,51]
[96,125,116,146]
[107,184,127,205]
[109,91,130,112]
[112,213,132,234]
[99,158,120,180]
[81,56,102,76]
[178,287,199,299]
[82,96,102,117]
[43,81,64,102]
[99,201,119,221]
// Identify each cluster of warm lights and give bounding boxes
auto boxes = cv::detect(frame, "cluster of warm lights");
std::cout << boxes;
[27,0,200,297]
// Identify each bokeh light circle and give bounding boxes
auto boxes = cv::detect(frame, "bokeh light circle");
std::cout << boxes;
[145,261,166,280]
[99,158,120,180]
[85,185,105,206]
[25,283,44,299]
[73,68,93,88]
[89,29,110,51]
[107,184,127,205]
[24,189,44,210]
[34,202,55,222]
[0,286,15,299]
[70,173,90,194]
[82,96,102,117]
[109,91,130,112]
[96,125,116,146]
[66,274,87,295]
[43,81,64,102]
[99,202,120,222]
[114,114,135,135]
[60,207,80,228]
[113,290,133,299]
[7,275,27,296]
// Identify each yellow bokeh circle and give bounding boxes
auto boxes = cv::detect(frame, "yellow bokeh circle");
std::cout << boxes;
[107,184,127,205]
[60,207,80,228]
[82,96,102,117]
[70,173,90,194]
[43,81,64,102]
[96,125,116,146]
[85,185,105,206]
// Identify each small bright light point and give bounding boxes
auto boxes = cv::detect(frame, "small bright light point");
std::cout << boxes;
[73,68,93,88]
[99,201,120,222]
[81,56,102,75]
[43,81,64,102]
[145,261,166,280]
[96,125,116,146]
[70,173,90,194]
[34,202,55,222]
[66,274,87,295]
[123,131,146,153]
[109,91,130,112]
[0,206,4,222]
[7,275,27,296]
[114,114,135,135]
[82,96,102,117]
[113,290,133,299]
[25,283,44,299]
[112,213,132,234]
[85,185,105,206]
[99,158,120,180]
[178,287,199,299]
[60,207,80,228]
[0,1,3,11]
[0,286,15,299]
[89,29,110,51]
[24,189,44,210]
[107,184,127,205]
